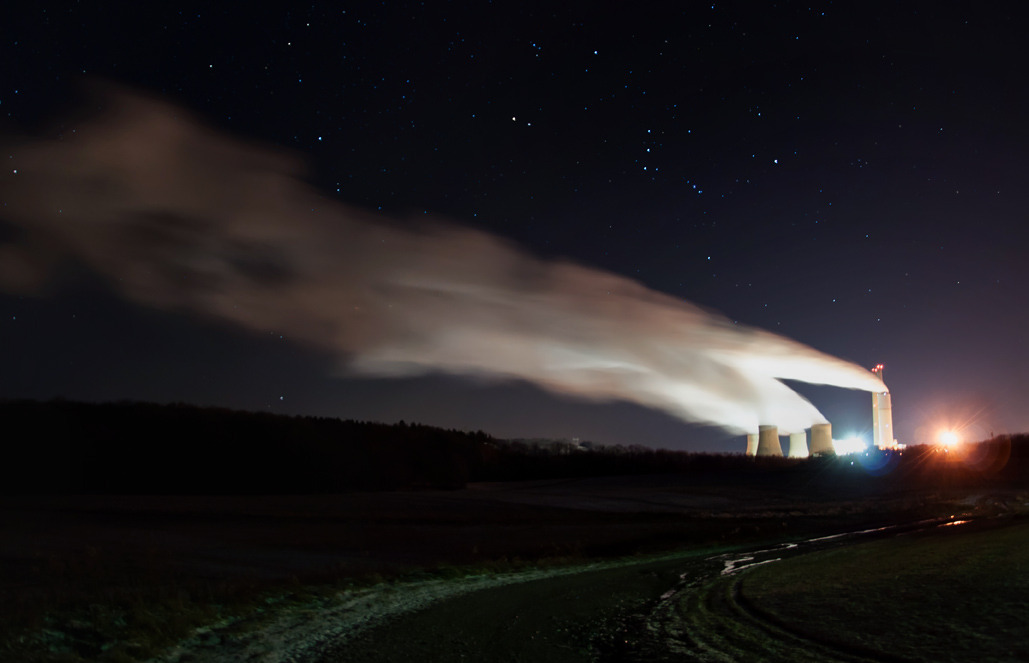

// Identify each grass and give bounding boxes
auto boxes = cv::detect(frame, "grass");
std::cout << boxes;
[2,533,759,662]
[0,539,640,662]
[2,561,260,662]
[741,518,1029,662]
[1,486,1010,661]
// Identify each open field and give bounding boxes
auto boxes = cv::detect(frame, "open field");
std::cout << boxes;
[739,519,1029,662]
[306,514,1029,663]
[613,516,1029,663]
[3,476,1026,662]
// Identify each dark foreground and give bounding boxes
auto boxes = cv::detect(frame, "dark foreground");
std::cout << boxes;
[315,516,1029,663]
[4,475,1026,662]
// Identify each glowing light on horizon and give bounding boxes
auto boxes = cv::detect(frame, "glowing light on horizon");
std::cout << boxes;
[938,429,961,447]
[833,435,869,455]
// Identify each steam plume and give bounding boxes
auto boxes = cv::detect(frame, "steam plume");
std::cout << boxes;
[0,87,885,435]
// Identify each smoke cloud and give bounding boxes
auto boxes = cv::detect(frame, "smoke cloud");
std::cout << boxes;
[0,87,885,436]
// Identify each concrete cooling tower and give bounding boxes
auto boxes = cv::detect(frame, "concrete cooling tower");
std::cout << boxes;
[788,431,808,458]
[741,363,898,457]
[809,422,834,455]
[745,424,828,456]
[756,425,783,457]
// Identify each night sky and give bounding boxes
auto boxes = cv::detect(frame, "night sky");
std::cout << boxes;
[1,2,1026,452]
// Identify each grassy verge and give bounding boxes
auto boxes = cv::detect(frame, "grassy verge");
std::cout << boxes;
[2,562,291,663]
[741,517,1029,662]
[0,544,653,662]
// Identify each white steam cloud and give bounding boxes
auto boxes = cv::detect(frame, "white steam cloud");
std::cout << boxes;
[0,87,885,436]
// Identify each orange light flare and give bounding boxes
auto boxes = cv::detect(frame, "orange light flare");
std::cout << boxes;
[934,426,975,463]
[934,431,970,463]
[931,424,1011,473]
[937,429,961,449]
[917,401,996,462]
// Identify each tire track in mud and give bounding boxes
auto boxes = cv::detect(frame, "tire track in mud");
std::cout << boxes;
[627,549,878,663]
[618,519,968,663]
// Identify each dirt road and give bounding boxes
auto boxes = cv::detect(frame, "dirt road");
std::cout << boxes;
[304,520,958,663]
[312,553,700,663]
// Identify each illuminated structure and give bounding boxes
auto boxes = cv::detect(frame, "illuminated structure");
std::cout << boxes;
[809,422,834,455]
[871,364,897,449]
[745,423,830,456]
[788,431,808,458]
[756,425,783,456]
[742,363,899,455]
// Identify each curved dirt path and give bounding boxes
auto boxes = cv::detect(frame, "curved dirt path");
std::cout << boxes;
[156,519,960,663]
[312,520,960,663]
[153,552,701,663]
[313,554,703,663]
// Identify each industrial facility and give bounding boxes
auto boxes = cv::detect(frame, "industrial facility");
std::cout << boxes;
[746,364,899,456]
[871,363,899,450]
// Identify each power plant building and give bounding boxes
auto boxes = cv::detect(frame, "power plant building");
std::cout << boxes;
[742,364,898,455]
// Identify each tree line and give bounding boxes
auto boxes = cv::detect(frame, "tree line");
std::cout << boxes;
[2,399,1026,494]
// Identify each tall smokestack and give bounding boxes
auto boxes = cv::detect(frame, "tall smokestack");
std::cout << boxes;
[871,364,895,449]
[745,433,758,456]
[756,425,783,457]
[872,390,894,448]
[809,422,833,455]
[788,432,808,458]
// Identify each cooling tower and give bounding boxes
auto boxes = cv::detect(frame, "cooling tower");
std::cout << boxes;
[809,422,834,455]
[756,425,783,457]
[788,431,809,458]
[746,433,758,456]
[872,390,895,449]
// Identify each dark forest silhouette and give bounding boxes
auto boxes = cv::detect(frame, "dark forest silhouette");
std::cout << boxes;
[2,399,1026,494]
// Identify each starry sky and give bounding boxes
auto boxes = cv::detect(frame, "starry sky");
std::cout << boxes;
[1,2,1026,452]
